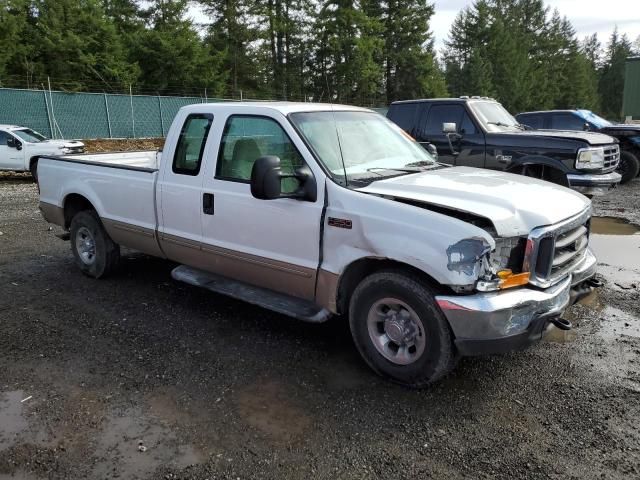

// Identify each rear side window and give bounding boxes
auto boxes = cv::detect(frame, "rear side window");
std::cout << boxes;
[172,114,213,175]
[388,103,418,133]
[518,114,543,129]
[550,114,585,131]
[0,131,7,145]
[425,104,465,135]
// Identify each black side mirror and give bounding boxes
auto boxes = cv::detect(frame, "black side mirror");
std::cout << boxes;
[250,156,317,202]
[7,137,22,150]
[583,123,591,131]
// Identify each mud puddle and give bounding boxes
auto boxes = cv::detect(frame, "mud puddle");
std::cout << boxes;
[589,216,640,286]
[235,379,312,443]
[91,408,203,479]
[0,391,29,451]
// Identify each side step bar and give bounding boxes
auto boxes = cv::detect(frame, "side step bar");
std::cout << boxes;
[171,265,331,323]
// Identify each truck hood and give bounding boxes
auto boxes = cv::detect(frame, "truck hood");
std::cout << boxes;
[356,166,590,237]
[600,124,640,137]
[500,129,616,146]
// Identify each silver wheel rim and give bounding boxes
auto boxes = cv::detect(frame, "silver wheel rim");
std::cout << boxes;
[366,298,427,365]
[75,226,96,266]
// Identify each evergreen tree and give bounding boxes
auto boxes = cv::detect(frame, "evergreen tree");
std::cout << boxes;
[128,0,225,95]
[599,28,634,119]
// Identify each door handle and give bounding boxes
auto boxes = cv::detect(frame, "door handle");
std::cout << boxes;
[203,193,214,215]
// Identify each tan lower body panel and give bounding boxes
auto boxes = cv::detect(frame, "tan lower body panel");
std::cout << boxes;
[315,269,340,314]
[159,233,317,301]
[39,202,65,227]
[102,219,165,258]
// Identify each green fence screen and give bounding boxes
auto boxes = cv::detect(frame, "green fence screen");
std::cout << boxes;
[0,88,221,139]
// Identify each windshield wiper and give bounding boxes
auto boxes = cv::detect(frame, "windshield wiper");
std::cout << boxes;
[487,121,514,128]
[366,166,422,175]
[405,161,439,168]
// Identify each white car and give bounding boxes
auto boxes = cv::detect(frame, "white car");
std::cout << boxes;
[37,102,598,386]
[0,125,84,178]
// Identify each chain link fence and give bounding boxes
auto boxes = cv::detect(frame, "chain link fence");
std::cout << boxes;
[0,88,227,140]
[0,87,390,140]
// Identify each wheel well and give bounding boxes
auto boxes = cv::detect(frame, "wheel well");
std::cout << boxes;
[509,162,569,187]
[29,157,39,169]
[63,194,96,229]
[335,258,449,315]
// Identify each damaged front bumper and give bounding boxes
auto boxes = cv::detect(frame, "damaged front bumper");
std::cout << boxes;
[435,248,597,356]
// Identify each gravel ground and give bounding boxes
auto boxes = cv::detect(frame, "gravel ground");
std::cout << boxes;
[1,173,639,480]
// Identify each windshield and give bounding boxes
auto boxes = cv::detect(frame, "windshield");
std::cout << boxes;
[469,101,521,132]
[289,111,436,185]
[576,110,612,129]
[13,128,47,143]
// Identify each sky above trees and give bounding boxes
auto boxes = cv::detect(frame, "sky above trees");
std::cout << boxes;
[430,0,640,51]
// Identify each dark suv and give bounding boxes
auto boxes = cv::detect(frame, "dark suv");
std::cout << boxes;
[387,97,621,195]
[516,109,640,183]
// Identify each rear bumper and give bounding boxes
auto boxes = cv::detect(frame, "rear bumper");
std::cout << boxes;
[436,249,597,356]
[567,171,621,196]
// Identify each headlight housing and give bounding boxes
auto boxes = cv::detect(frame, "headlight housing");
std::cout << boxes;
[477,236,529,292]
[576,147,605,170]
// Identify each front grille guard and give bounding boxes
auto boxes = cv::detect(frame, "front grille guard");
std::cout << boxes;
[523,207,592,289]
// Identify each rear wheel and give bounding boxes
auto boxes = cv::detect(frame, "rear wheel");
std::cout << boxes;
[70,211,120,278]
[617,150,640,184]
[348,271,457,387]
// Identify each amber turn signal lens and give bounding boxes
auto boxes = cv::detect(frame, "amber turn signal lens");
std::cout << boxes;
[499,272,530,289]
[497,269,513,279]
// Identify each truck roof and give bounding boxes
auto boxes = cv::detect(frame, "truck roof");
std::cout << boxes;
[390,97,498,105]
[0,124,25,130]
[181,101,372,116]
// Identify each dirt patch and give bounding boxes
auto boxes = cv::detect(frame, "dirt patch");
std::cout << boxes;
[1,176,639,479]
[83,138,164,154]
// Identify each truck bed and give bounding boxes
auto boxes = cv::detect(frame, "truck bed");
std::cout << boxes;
[37,151,161,255]
[43,150,160,172]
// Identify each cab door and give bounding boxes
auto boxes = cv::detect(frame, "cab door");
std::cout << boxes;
[157,113,214,263]
[0,131,25,170]
[198,110,324,301]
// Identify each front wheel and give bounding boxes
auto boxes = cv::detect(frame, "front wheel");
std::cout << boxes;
[70,211,120,278]
[617,150,640,184]
[348,271,457,387]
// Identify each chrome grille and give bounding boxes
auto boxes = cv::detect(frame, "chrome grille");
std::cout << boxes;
[526,208,591,288]
[603,144,620,170]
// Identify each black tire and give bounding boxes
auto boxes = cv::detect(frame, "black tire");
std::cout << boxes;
[30,160,38,183]
[514,164,569,187]
[617,150,640,184]
[69,210,120,278]
[348,271,457,387]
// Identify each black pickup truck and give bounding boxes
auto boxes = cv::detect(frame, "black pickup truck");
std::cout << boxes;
[387,97,622,195]
[515,109,640,183]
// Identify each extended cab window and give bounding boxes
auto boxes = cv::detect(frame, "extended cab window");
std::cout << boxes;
[173,114,213,175]
[550,114,585,131]
[217,115,304,192]
[0,131,8,145]
[389,103,418,133]
[424,105,464,135]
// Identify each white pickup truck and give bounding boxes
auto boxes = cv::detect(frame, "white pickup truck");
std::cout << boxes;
[38,102,599,386]
[0,125,84,178]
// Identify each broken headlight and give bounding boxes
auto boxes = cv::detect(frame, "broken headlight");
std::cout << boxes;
[477,236,528,292]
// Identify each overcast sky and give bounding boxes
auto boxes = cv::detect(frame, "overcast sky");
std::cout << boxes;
[431,0,640,50]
